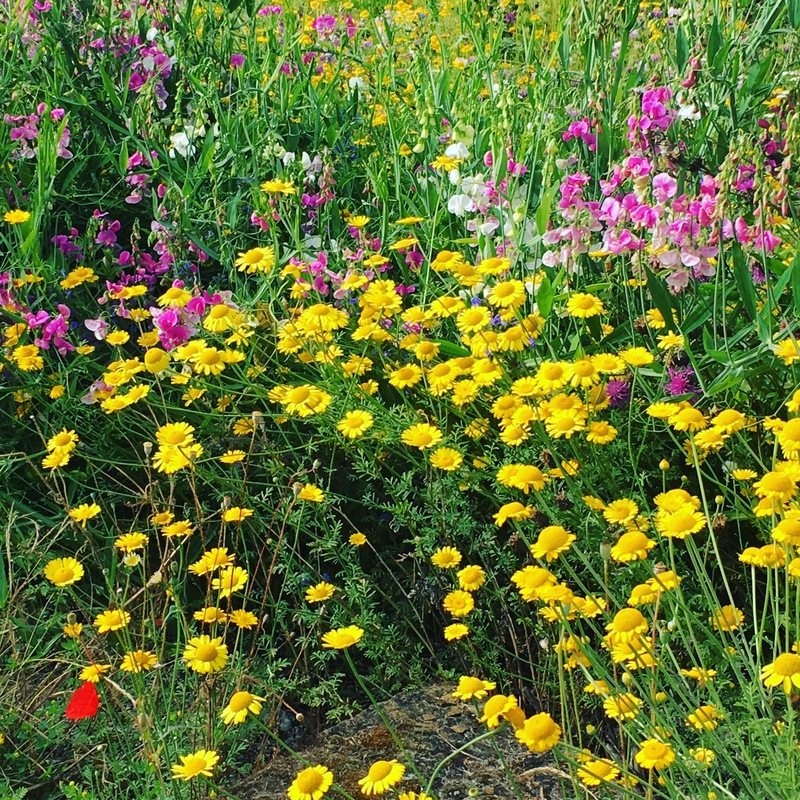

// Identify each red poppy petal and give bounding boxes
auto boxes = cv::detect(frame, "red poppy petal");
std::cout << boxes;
[65,680,99,720]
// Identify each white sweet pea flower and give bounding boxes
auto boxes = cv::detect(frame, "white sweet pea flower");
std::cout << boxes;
[447,194,473,216]
[445,141,469,160]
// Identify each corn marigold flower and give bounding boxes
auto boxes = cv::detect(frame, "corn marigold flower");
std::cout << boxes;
[603,499,638,525]
[162,520,193,538]
[322,625,364,650]
[306,582,336,603]
[114,532,148,552]
[429,447,463,471]
[493,501,533,527]
[189,547,235,575]
[120,650,157,673]
[337,410,375,438]
[298,484,325,502]
[515,712,561,752]
[221,690,263,725]
[754,470,797,502]
[444,623,470,641]
[530,525,576,561]
[577,758,619,786]
[443,590,475,617]
[184,635,228,673]
[431,546,462,568]
[480,693,519,729]
[171,749,219,781]
[762,653,800,693]
[401,422,443,449]
[453,675,496,701]
[610,530,655,562]
[566,292,605,318]
[63,622,83,638]
[79,663,112,683]
[686,704,723,731]
[194,606,228,624]
[349,532,367,546]
[44,557,84,587]
[586,420,618,444]
[212,565,248,598]
[156,422,195,448]
[223,507,254,523]
[4,209,30,224]
[457,564,486,591]
[47,429,78,453]
[94,608,131,634]
[606,608,648,643]
[358,760,405,796]
[635,739,675,770]
[511,565,556,602]
[229,609,259,629]
[603,693,643,720]
[68,503,101,528]
[288,765,334,800]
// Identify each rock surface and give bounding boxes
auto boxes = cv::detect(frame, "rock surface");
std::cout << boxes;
[234,683,564,799]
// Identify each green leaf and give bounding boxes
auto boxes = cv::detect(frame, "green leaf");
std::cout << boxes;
[789,0,800,28]
[732,245,757,320]
[790,250,800,318]
[535,184,557,236]
[537,276,554,321]
[676,26,688,72]
[642,264,678,332]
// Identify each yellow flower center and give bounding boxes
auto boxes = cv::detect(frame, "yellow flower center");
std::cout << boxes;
[296,768,325,793]
[774,653,800,676]
[182,755,207,777]
[367,761,393,781]
[229,691,253,712]
[194,643,218,662]
[613,608,646,632]
[54,567,74,582]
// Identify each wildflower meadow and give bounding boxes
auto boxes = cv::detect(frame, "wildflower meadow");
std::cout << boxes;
[3,0,800,797]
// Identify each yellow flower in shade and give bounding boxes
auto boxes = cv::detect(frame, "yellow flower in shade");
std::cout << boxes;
[349,532,367,546]
[47,429,78,453]
[229,609,259,629]
[493,501,533,527]
[603,693,643,720]
[610,530,655,562]
[606,608,648,643]
[114,532,148,552]
[220,449,246,464]
[566,292,605,318]
[44,557,84,587]
[530,526,576,561]
[401,423,443,449]
[171,749,219,781]
[635,739,675,770]
[221,690,263,725]
[444,623,470,640]
[94,609,131,633]
[63,622,83,638]
[68,503,101,528]
[429,447,463,471]
[183,635,229,673]
[212,566,248,598]
[515,713,561,752]
[194,607,228,624]
[223,507,254,523]
[337,410,375,438]
[762,653,800,693]
[80,663,112,682]
[298,484,325,502]
[577,758,620,786]
[305,582,336,603]
[288,765,334,800]
[681,666,717,685]
[321,625,364,650]
[120,650,157,673]
[5,209,31,224]
[690,747,716,766]
[452,675,496,701]
[457,565,486,591]
[754,471,797,502]
[358,760,405,796]
[686,704,723,731]
[443,590,474,617]
[431,547,462,568]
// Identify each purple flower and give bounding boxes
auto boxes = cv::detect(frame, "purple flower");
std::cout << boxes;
[664,366,698,397]
[230,53,245,68]
[605,379,631,408]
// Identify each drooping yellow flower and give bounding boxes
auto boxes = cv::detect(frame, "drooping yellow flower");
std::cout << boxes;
[515,712,561,752]
[287,765,334,800]
[358,760,405,796]
[220,691,263,725]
